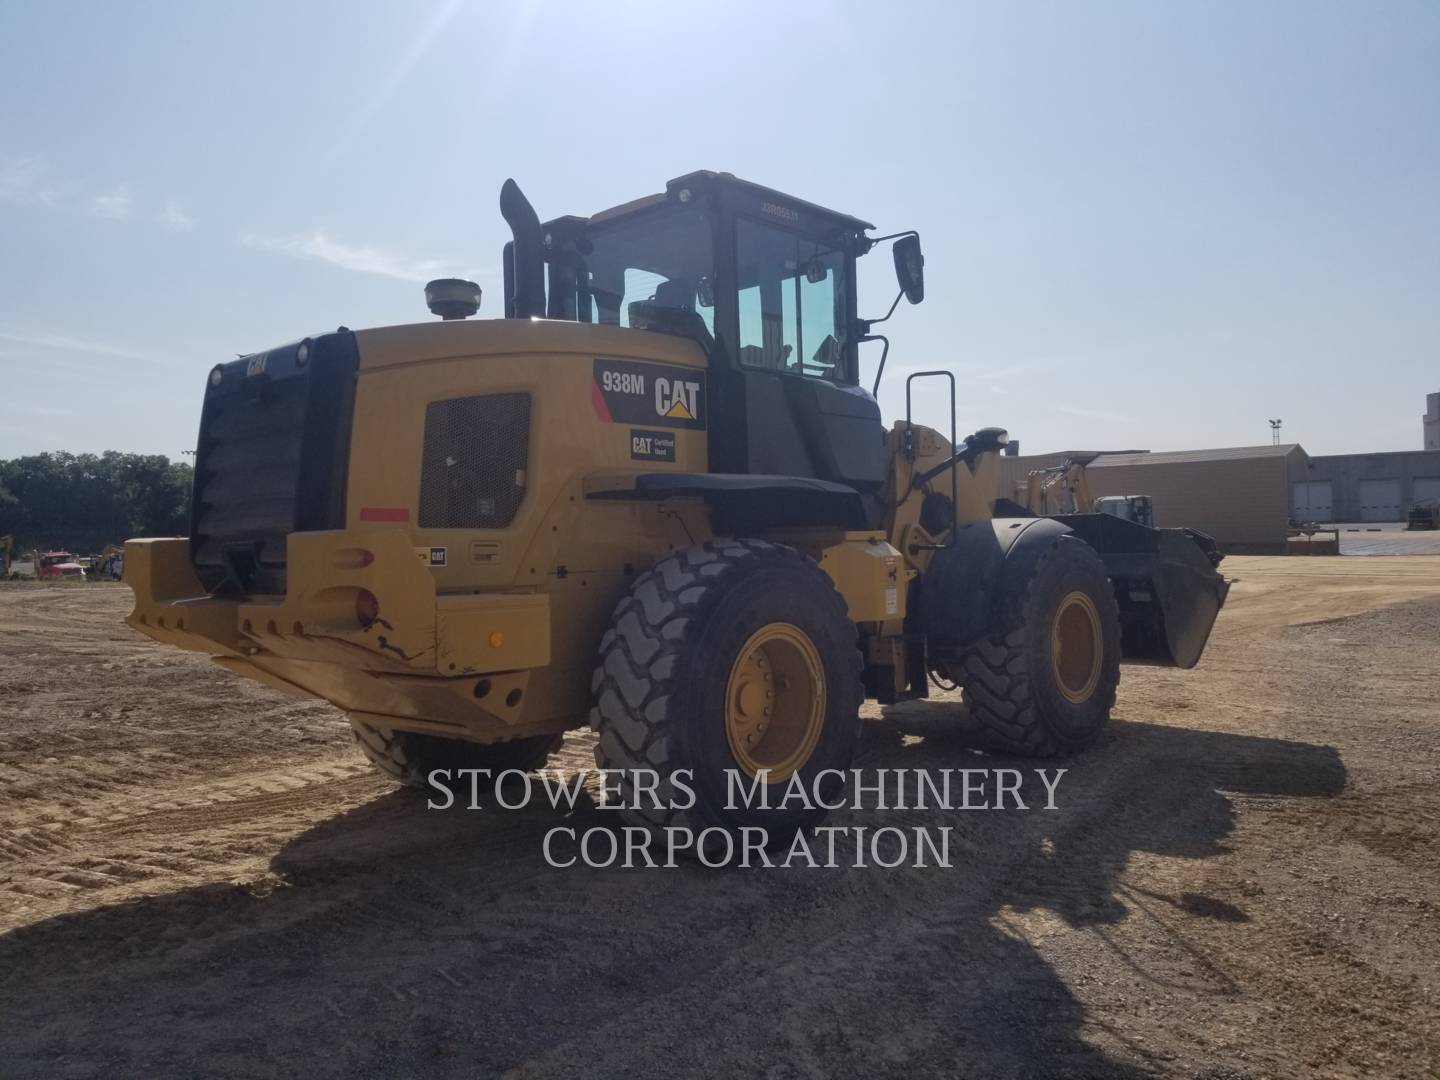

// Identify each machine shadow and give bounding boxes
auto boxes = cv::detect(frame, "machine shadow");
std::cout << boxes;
[0,717,1345,1079]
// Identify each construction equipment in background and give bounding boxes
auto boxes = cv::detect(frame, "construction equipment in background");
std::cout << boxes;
[1016,455,1096,516]
[1407,501,1439,531]
[125,170,1229,843]
[1092,495,1154,528]
[88,545,125,580]
[1015,458,1155,527]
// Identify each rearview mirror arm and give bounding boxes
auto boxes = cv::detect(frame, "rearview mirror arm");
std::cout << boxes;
[862,289,905,332]
[862,229,919,251]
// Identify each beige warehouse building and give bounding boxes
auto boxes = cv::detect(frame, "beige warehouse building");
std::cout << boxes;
[999,444,1309,554]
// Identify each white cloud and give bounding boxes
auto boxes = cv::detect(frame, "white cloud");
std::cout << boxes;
[89,186,132,220]
[0,327,184,367]
[0,400,75,418]
[240,230,447,282]
[1,155,194,235]
[158,201,194,231]
[0,155,62,207]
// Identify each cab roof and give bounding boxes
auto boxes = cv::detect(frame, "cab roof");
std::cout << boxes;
[547,170,875,234]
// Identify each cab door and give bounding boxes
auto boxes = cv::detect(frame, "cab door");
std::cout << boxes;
[717,216,888,495]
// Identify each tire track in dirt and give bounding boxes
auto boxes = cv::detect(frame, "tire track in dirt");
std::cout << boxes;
[3,572,1440,1077]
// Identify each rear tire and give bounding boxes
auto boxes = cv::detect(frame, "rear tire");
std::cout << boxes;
[350,718,562,789]
[590,539,863,842]
[957,536,1121,757]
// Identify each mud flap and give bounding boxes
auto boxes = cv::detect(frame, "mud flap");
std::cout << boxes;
[1051,514,1230,669]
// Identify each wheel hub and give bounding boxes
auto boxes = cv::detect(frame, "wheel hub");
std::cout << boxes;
[1051,590,1103,704]
[725,623,825,781]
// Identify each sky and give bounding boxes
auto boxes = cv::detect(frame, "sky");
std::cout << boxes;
[1,0,1437,459]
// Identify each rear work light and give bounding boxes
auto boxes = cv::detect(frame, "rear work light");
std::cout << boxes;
[356,589,380,628]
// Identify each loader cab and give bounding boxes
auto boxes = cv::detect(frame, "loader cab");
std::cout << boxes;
[510,172,910,496]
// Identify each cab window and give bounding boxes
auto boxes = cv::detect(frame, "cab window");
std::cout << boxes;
[569,205,716,339]
[736,219,849,382]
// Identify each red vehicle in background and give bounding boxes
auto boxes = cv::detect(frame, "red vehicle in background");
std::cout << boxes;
[36,552,87,580]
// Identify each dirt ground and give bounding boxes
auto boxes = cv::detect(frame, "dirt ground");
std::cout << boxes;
[2,557,1439,1079]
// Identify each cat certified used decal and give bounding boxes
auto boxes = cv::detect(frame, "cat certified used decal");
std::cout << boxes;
[629,429,676,462]
[592,359,705,430]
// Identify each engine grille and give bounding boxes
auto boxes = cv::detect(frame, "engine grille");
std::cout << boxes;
[418,393,531,529]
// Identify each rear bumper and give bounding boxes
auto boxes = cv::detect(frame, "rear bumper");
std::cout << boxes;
[124,534,557,740]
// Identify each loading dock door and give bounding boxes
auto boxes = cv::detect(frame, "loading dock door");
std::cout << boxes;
[1292,481,1333,522]
[1413,477,1440,506]
[1359,478,1402,521]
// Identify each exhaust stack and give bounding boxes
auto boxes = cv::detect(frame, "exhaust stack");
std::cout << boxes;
[500,179,545,319]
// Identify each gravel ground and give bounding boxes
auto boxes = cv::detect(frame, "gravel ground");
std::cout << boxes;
[1,556,1439,1078]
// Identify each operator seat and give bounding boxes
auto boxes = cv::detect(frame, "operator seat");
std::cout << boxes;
[737,315,792,372]
[627,278,713,349]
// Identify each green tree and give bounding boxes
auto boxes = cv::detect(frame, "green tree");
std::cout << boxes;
[0,452,193,553]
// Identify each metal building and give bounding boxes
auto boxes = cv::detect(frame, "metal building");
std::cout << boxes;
[1296,449,1440,522]
[998,432,1440,541]
[1087,445,1307,554]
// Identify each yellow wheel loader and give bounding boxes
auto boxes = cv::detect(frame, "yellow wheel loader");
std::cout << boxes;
[125,171,1228,840]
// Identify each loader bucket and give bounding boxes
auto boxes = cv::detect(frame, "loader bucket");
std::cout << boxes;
[1052,514,1230,669]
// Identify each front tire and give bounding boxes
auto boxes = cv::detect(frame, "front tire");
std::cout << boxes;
[958,536,1121,757]
[590,539,863,840]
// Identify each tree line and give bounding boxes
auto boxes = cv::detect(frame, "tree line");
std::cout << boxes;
[0,452,193,553]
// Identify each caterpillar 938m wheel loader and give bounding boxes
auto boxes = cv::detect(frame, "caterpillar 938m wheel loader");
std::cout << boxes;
[126,171,1228,840]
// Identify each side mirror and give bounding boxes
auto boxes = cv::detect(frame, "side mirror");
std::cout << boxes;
[893,234,925,304]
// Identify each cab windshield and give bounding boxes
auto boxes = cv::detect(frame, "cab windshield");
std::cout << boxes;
[550,201,854,385]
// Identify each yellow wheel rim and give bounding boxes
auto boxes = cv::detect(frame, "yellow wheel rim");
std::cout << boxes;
[1051,591,1103,704]
[724,622,826,782]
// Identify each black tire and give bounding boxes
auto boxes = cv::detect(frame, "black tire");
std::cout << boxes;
[590,539,863,840]
[350,717,562,789]
[958,536,1121,757]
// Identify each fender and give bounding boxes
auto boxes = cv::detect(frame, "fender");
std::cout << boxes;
[918,516,1072,654]
[586,472,869,532]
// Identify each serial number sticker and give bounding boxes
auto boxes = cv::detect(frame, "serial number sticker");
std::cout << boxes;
[592,358,706,429]
[629,428,676,462]
[885,586,898,615]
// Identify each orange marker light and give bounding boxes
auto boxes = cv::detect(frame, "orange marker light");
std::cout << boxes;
[488,630,505,649]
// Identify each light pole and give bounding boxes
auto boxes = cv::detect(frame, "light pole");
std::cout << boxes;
[1268,419,1282,446]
